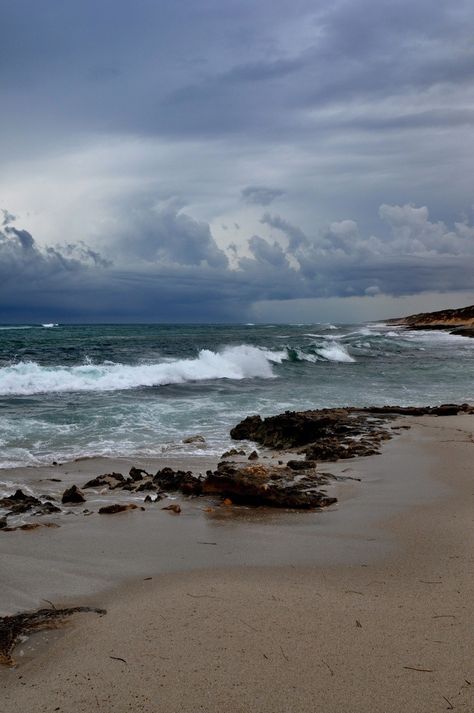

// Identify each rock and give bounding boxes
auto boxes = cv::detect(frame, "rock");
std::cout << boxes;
[0,490,43,515]
[98,504,138,515]
[129,467,148,482]
[221,448,246,458]
[183,434,206,444]
[161,503,181,514]
[135,480,156,492]
[230,404,474,464]
[61,485,86,504]
[248,450,259,460]
[38,501,61,514]
[0,517,7,530]
[287,460,316,470]
[153,467,202,495]
[201,461,336,509]
[230,410,353,449]
[83,473,124,489]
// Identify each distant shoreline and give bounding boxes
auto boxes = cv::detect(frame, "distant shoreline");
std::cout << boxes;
[387,303,474,337]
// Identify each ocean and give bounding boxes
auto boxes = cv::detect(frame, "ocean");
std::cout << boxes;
[0,322,473,469]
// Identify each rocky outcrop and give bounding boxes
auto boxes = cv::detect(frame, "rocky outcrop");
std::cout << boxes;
[76,459,335,510]
[387,304,474,334]
[230,403,473,461]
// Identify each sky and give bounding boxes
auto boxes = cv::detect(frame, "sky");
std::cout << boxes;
[1,0,473,323]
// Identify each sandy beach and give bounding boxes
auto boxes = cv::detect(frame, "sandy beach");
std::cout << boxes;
[1,414,473,712]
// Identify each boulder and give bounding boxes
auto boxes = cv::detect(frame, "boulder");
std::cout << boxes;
[61,485,86,504]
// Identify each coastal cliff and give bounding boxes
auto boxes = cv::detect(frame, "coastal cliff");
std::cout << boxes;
[387,304,474,336]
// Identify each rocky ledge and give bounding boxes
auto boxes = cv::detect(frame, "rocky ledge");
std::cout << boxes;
[230,403,473,456]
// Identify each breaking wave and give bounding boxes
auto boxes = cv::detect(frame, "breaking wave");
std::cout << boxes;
[315,343,355,363]
[0,345,285,396]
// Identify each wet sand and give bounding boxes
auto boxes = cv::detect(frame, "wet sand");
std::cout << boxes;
[1,415,473,711]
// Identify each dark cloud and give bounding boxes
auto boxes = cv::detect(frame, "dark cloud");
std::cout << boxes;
[1,203,473,322]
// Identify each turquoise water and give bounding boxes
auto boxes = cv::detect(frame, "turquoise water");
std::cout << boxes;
[0,322,473,468]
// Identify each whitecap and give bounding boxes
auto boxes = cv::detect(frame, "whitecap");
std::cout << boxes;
[315,343,355,363]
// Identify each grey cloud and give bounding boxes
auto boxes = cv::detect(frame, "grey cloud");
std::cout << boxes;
[115,198,228,269]
[260,212,308,250]
[241,186,285,206]
[247,235,288,267]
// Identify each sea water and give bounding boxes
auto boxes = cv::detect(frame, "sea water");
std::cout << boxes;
[0,322,473,468]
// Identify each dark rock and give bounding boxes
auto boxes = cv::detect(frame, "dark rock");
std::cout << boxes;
[248,450,259,460]
[83,473,124,489]
[129,467,148,482]
[0,517,7,529]
[98,504,138,515]
[0,490,43,515]
[153,467,201,494]
[61,486,86,504]
[287,460,316,470]
[230,403,474,465]
[230,410,353,449]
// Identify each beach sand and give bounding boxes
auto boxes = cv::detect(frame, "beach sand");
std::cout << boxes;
[1,415,473,712]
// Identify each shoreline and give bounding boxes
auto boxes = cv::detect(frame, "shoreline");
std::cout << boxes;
[0,414,473,711]
[0,410,451,617]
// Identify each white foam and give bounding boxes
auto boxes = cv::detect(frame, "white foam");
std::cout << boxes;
[0,345,284,396]
[42,323,59,328]
[316,343,355,363]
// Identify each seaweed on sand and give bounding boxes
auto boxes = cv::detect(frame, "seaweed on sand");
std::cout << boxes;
[0,605,106,666]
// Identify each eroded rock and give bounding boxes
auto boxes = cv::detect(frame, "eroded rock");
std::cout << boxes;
[200,461,336,509]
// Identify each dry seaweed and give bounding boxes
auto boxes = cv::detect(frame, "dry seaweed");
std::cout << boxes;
[0,605,106,666]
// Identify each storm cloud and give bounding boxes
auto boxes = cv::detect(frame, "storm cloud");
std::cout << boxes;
[1,0,473,321]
